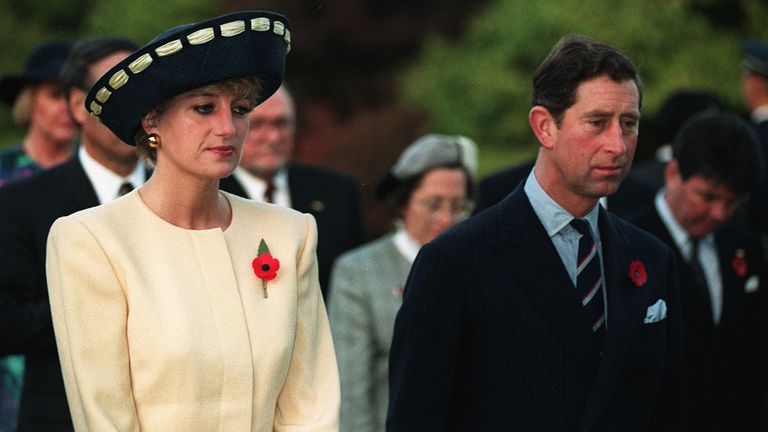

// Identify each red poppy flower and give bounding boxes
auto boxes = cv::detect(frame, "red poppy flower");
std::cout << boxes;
[629,260,647,287]
[732,249,747,277]
[252,253,280,281]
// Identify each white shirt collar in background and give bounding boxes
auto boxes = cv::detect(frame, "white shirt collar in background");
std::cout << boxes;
[232,166,291,207]
[79,145,146,205]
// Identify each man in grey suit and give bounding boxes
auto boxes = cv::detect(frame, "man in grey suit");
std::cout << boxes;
[387,35,682,431]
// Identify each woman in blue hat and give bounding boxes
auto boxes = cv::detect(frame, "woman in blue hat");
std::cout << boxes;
[0,41,77,186]
[45,11,339,431]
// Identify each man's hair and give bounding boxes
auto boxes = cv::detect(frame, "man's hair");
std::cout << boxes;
[531,34,642,125]
[60,37,139,94]
[673,111,764,195]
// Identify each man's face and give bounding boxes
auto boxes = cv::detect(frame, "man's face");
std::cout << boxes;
[540,76,640,209]
[665,161,744,238]
[239,87,295,179]
[70,51,139,168]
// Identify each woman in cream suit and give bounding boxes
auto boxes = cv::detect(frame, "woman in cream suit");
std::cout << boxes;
[45,11,339,431]
[328,135,476,432]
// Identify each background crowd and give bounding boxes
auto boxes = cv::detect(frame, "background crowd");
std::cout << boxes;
[2,1,768,432]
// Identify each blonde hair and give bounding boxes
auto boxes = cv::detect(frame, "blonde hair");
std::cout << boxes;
[136,76,264,161]
[11,86,34,128]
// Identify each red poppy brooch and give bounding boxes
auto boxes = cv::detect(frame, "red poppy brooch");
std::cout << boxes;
[732,249,747,278]
[629,260,647,287]
[252,239,280,298]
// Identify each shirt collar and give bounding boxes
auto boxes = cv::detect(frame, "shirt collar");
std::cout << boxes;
[524,168,600,238]
[751,105,768,124]
[392,222,422,264]
[79,145,145,204]
[232,166,290,204]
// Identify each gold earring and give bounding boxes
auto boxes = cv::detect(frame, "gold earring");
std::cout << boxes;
[148,134,161,148]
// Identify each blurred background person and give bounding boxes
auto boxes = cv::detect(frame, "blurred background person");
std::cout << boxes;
[0,36,141,431]
[220,85,368,299]
[328,134,476,432]
[0,39,75,432]
[0,41,76,186]
[630,89,721,192]
[741,40,768,261]
[628,112,766,431]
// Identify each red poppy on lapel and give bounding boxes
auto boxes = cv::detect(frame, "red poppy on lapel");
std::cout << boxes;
[629,260,647,287]
[732,249,747,278]
[252,239,280,298]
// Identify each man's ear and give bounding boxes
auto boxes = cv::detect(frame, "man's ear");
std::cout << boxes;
[68,88,87,126]
[529,106,557,149]
[664,159,680,187]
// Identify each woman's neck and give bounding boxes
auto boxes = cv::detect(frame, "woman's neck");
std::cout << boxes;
[139,173,231,231]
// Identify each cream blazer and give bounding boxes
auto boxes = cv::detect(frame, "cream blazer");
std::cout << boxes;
[46,190,339,431]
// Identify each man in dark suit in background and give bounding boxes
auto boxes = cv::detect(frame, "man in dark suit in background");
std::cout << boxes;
[220,85,368,299]
[628,112,766,431]
[387,35,682,431]
[742,41,768,258]
[0,37,142,431]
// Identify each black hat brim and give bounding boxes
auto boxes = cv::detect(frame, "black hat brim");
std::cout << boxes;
[86,10,291,145]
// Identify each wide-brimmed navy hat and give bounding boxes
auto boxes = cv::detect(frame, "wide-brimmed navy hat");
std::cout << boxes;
[743,40,768,77]
[85,10,291,145]
[0,40,73,106]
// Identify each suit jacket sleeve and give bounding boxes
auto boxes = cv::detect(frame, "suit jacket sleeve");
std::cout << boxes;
[328,252,377,432]
[46,216,141,431]
[274,213,341,431]
[0,185,55,354]
[387,242,464,431]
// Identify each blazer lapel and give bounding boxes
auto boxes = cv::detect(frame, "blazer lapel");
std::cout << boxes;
[580,209,647,431]
[488,188,596,372]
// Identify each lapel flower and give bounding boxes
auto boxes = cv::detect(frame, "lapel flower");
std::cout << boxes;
[629,260,647,287]
[252,239,280,298]
[732,249,747,278]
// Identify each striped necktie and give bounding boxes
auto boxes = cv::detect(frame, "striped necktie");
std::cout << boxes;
[570,219,606,351]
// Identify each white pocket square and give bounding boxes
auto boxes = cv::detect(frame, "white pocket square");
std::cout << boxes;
[745,275,760,293]
[644,299,667,324]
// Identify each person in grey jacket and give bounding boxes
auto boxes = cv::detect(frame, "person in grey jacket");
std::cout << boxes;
[328,133,476,432]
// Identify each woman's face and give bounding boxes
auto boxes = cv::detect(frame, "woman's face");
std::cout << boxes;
[28,81,76,145]
[146,86,251,181]
[402,167,471,245]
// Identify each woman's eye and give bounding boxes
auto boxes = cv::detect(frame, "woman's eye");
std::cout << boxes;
[194,104,214,114]
[232,105,251,116]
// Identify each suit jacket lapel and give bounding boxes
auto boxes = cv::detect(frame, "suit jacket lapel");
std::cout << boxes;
[61,156,100,211]
[489,188,596,372]
[580,209,647,431]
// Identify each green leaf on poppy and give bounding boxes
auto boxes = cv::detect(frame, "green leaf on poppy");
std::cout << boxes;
[258,238,270,255]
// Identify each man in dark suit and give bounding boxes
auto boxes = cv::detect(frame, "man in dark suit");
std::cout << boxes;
[387,35,682,431]
[475,159,654,217]
[628,112,766,431]
[220,85,367,299]
[742,41,768,254]
[0,37,142,431]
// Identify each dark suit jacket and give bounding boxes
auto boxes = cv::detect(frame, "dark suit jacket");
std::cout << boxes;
[387,186,683,432]
[220,163,368,299]
[0,157,100,431]
[475,160,656,217]
[629,207,768,431]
